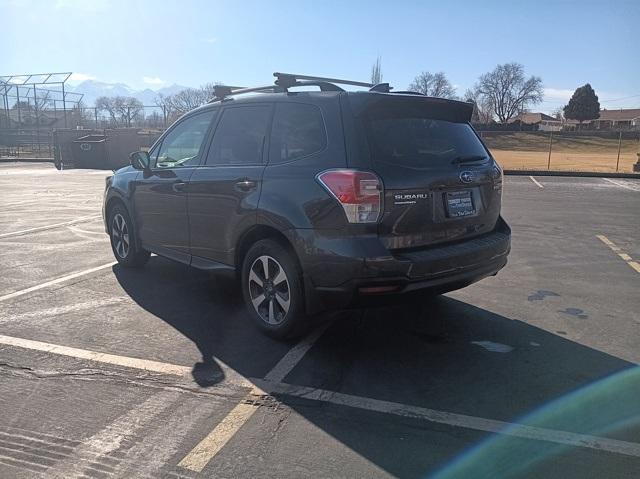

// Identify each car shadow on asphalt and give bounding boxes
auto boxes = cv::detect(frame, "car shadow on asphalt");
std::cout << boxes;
[112,256,299,387]
[112,256,639,478]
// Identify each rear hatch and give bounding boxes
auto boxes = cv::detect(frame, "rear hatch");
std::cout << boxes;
[346,93,503,251]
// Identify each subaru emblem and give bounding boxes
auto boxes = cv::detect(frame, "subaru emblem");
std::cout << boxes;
[460,171,474,183]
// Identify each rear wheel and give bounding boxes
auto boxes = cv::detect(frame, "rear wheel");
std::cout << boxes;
[108,204,150,268]
[241,239,306,339]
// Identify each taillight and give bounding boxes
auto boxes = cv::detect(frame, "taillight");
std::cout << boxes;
[317,169,383,223]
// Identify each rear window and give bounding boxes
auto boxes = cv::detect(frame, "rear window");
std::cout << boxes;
[363,116,489,170]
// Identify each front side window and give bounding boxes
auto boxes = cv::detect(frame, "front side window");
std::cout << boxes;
[269,103,326,164]
[155,110,216,168]
[206,106,271,166]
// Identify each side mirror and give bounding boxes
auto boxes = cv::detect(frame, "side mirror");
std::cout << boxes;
[130,151,151,170]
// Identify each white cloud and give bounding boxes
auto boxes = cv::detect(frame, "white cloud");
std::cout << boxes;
[68,73,96,83]
[202,37,217,44]
[543,88,574,102]
[143,76,165,86]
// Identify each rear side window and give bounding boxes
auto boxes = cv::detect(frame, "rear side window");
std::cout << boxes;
[269,103,326,164]
[363,115,488,170]
[206,106,271,166]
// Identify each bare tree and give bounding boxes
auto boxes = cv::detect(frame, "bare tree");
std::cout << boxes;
[96,96,143,127]
[551,107,565,121]
[154,93,175,125]
[408,71,456,99]
[463,88,494,124]
[370,57,383,84]
[474,63,543,123]
[168,88,208,115]
[200,82,219,101]
[95,96,118,125]
[114,96,143,127]
[33,90,51,111]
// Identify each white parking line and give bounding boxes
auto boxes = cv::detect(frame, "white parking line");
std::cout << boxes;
[0,261,117,303]
[528,176,544,188]
[178,322,331,472]
[0,334,192,376]
[0,333,251,388]
[0,215,102,239]
[603,178,639,191]
[46,390,182,479]
[252,379,640,458]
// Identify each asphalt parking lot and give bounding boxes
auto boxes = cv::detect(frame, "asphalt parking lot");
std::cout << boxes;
[0,162,638,479]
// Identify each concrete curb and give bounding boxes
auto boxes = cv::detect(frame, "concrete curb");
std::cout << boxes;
[0,158,53,163]
[504,170,639,179]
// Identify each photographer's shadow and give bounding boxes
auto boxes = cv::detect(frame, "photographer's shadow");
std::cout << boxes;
[112,256,292,387]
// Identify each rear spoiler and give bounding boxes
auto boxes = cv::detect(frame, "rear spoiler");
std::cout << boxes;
[348,92,474,123]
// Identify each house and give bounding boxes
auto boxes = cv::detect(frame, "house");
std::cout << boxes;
[508,112,562,131]
[591,108,640,130]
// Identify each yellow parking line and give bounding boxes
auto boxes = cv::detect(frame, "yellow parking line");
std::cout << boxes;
[177,392,262,471]
[177,323,330,472]
[596,235,639,274]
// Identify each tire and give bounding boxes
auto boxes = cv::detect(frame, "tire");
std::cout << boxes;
[108,204,150,268]
[241,239,307,339]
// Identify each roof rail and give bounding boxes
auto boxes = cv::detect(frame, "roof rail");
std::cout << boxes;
[207,72,388,103]
[274,72,373,89]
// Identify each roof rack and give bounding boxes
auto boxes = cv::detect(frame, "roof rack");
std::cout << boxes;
[208,72,391,103]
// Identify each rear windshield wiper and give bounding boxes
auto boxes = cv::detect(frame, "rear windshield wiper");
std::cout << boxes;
[451,155,488,165]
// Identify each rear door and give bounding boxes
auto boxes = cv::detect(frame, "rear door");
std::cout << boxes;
[132,109,216,261]
[188,104,272,265]
[354,97,502,250]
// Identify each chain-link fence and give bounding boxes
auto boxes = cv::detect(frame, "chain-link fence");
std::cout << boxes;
[1,106,640,173]
[0,106,170,159]
[476,130,640,173]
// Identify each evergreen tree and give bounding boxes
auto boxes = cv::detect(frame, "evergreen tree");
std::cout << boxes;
[563,84,600,126]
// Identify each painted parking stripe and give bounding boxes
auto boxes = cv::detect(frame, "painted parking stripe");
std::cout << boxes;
[0,334,192,376]
[0,334,251,388]
[0,261,117,303]
[0,215,101,239]
[596,235,640,274]
[45,390,182,479]
[603,178,639,191]
[252,379,640,458]
[178,322,331,472]
[528,176,544,188]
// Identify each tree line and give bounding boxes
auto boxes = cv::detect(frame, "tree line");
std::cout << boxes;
[372,59,601,125]
[92,62,602,128]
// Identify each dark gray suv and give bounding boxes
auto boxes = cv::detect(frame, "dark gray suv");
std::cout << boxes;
[103,73,511,338]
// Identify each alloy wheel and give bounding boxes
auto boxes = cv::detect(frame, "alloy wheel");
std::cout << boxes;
[248,255,291,325]
[111,213,130,259]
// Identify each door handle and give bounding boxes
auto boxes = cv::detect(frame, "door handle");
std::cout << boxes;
[235,179,257,191]
[172,182,187,192]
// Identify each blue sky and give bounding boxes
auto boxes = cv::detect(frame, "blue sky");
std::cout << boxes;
[2,0,639,111]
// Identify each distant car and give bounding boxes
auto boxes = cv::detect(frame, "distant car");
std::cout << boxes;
[103,73,510,338]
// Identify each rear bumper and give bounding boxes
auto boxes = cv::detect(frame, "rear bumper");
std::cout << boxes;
[287,217,511,314]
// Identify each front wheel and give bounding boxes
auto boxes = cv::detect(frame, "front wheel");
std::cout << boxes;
[108,204,150,268]
[241,239,306,339]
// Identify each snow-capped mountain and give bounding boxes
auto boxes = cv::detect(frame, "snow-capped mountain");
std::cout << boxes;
[70,80,190,107]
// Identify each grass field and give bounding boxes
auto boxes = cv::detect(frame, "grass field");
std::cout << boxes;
[482,132,640,172]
